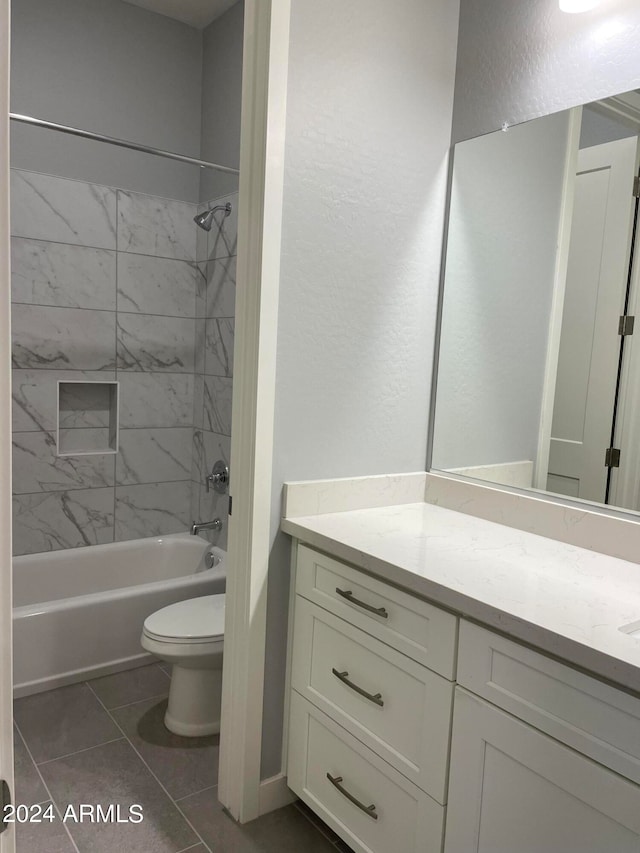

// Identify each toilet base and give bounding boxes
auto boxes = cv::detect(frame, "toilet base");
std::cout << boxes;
[164,663,222,737]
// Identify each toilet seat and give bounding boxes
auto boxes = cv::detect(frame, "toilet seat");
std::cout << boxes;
[143,594,225,645]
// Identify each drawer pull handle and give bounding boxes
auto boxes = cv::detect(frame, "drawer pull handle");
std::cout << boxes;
[335,587,388,618]
[326,773,378,820]
[332,668,384,706]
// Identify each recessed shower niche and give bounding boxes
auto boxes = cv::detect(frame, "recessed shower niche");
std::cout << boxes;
[56,380,119,456]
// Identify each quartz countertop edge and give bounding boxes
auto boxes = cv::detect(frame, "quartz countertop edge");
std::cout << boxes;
[282,501,640,695]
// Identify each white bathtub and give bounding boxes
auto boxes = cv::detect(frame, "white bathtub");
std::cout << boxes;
[13,533,226,697]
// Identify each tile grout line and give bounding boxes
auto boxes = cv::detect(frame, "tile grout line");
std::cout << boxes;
[85,682,215,853]
[107,689,170,712]
[14,478,194,499]
[11,233,204,263]
[13,301,203,320]
[13,723,82,853]
[35,736,127,768]
[173,784,217,804]
[11,235,234,265]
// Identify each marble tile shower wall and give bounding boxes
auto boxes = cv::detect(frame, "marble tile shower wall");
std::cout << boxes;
[191,194,238,551]
[10,168,237,556]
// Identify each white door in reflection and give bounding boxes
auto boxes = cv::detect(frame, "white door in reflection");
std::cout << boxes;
[548,136,639,503]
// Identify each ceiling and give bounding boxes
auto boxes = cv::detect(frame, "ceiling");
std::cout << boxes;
[122,0,238,29]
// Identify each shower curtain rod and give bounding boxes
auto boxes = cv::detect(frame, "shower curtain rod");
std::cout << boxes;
[9,113,240,175]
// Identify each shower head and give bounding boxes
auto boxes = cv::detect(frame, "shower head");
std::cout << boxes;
[194,202,232,232]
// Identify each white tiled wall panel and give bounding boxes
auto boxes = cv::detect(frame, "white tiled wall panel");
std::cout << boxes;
[10,169,238,555]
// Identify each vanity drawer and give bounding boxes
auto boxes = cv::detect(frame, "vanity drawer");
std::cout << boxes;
[296,544,457,678]
[292,597,453,801]
[458,620,640,783]
[288,692,444,853]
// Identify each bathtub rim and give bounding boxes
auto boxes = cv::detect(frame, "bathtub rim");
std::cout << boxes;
[13,532,225,613]
[12,534,227,697]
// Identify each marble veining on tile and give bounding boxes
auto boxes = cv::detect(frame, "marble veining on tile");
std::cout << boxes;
[117,254,197,317]
[205,256,236,318]
[116,428,192,486]
[12,369,117,433]
[205,318,234,377]
[206,194,238,260]
[192,374,205,431]
[116,313,195,373]
[12,304,116,371]
[11,238,116,310]
[195,318,206,374]
[118,372,194,429]
[115,482,191,541]
[191,429,230,483]
[9,171,238,556]
[203,376,233,436]
[12,430,115,494]
[191,430,206,484]
[58,428,113,454]
[196,262,207,318]
[11,170,117,249]
[117,190,197,261]
[13,488,114,555]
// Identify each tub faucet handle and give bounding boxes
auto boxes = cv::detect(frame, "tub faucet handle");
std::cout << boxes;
[206,460,229,494]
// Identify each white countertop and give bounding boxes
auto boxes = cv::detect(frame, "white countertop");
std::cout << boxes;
[282,501,640,694]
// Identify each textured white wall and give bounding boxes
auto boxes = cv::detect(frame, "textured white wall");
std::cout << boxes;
[432,111,571,472]
[453,0,640,143]
[261,0,460,777]
[11,0,203,200]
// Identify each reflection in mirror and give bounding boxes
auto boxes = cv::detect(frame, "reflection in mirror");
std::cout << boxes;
[432,89,640,514]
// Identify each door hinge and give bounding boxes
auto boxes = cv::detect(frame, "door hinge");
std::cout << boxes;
[0,779,11,834]
[619,315,635,336]
[605,447,621,468]
[634,175,640,198]
[228,495,232,517]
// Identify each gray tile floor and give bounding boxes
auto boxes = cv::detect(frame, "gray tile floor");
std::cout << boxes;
[12,664,350,853]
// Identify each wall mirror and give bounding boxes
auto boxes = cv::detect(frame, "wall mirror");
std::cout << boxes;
[431,89,640,514]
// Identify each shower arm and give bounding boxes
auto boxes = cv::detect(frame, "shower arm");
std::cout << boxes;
[209,203,232,217]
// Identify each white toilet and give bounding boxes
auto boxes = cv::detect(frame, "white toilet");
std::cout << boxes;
[141,594,225,737]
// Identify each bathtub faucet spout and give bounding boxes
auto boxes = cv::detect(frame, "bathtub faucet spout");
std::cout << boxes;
[191,518,223,536]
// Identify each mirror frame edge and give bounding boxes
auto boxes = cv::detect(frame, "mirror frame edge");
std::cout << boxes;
[425,105,640,529]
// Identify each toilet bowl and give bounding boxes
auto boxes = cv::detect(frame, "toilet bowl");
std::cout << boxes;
[141,594,225,737]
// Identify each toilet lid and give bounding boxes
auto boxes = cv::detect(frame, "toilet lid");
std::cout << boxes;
[143,594,225,643]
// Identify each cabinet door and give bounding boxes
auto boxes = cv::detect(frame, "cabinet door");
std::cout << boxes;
[445,689,640,853]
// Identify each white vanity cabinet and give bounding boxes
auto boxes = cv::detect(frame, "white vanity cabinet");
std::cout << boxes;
[285,542,640,853]
[287,544,457,853]
[444,689,640,853]
[445,622,640,853]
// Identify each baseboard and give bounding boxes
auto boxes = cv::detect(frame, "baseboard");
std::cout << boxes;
[13,652,153,699]
[258,773,296,815]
